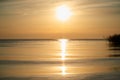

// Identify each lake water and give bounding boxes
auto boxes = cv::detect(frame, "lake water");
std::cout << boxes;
[0,39,120,80]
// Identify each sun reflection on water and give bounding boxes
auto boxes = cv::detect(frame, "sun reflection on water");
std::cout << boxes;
[61,65,67,75]
[58,39,68,75]
[59,39,68,60]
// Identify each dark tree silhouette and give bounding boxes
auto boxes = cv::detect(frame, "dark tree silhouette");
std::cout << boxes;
[108,34,120,57]
[108,34,120,43]
[108,34,120,50]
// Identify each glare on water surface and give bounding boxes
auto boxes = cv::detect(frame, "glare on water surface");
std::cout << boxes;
[59,39,68,60]
[59,39,68,75]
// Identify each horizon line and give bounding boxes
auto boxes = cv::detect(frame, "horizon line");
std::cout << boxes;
[0,38,106,41]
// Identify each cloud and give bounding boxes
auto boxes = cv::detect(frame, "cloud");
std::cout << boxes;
[71,0,120,16]
[0,0,120,16]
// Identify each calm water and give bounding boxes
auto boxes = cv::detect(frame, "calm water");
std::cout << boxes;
[0,39,120,80]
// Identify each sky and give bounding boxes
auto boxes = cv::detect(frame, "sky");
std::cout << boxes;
[0,0,120,39]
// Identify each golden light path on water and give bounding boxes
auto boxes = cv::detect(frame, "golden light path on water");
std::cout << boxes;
[60,65,67,75]
[59,39,68,61]
[59,39,68,75]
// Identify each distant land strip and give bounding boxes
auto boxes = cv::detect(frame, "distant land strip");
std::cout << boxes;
[0,39,106,41]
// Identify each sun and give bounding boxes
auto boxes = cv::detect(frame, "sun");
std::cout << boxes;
[56,5,72,21]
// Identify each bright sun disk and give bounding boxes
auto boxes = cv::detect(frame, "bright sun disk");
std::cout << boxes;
[56,5,72,21]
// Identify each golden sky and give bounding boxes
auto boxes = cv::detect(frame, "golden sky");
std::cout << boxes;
[0,0,120,39]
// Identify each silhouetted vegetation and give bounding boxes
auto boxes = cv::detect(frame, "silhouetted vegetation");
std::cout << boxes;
[108,34,120,50]
[108,34,120,58]
[108,34,120,46]
[108,34,120,43]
